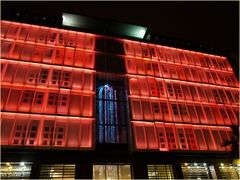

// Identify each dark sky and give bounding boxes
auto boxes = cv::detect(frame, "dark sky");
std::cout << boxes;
[2,1,239,54]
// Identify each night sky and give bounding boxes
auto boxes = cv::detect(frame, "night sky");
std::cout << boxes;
[2,1,239,55]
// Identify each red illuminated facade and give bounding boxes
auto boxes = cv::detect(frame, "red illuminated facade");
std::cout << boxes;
[1,18,239,179]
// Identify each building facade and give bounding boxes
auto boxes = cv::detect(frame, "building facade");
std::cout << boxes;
[1,16,239,179]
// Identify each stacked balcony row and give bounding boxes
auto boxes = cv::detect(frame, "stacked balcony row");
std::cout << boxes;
[132,121,232,151]
[1,60,94,91]
[130,98,238,126]
[1,86,93,117]
[1,40,95,69]
[1,20,95,50]
[124,40,232,72]
[1,112,93,148]
[128,76,239,106]
[125,57,238,87]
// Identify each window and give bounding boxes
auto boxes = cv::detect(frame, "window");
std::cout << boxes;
[147,164,174,179]
[93,164,131,180]
[1,162,32,179]
[181,163,212,179]
[40,164,75,179]
[96,81,128,144]
[219,163,240,179]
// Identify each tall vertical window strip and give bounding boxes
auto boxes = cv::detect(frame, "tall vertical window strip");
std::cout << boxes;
[97,82,127,144]
[39,164,75,179]
[93,164,131,180]
[147,164,174,179]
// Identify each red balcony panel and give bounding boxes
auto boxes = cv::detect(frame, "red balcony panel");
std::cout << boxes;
[205,56,214,69]
[190,68,201,82]
[160,64,171,78]
[138,76,149,96]
[177,66,186,81]
[74,49,85,68]
[225,107,238,126]
[141,43,150,58]
[232,107,239,125]
[145,122,158,149]
[189,85,200,102]
[79,119,93,148]
[183,67,194,82]
[185,53,195,66]
[83,71,94,91]
[25,117,42,146]
[184,126,199,150]
[178,103,191,123]
[156,79,167,98]
[205,70,215,84]
[1,88,10,110]
[1,113,16,145]
[18,90,35,112]
[57,29,68,46]
[31,45,45,63]
[66,30,77,47]
[5,23,20,40]
[133,42,142,57]
[218,59,228,71]
[211,128,225,151]
[76,32,85,49]
[199,69,209,83]
[1,21,11,38]
[26,25,39,42]
[218,127,231,151]
[25,64,41,86]
[199,56,208,68]
[218,105,231,125]
[64,47,75,66]
[11,114,29,145]
[40,117,55,146]
[69,93,82,116]
[203,105,216,125]
[218,89,230,105]
[123,41,134,56]
[195,104,207,124]
[148,45,158,60]
[43,46,55,64]
[175,124,189,150]
[49,68,62,87]
[202,128,216,150]
[54,47,65,65]
[225,89,236,105]
[72,69,83,90]
[231,90,240,105]
[85,34,95,50]
[197,86,208,103]
[132,121,147,149]
[144,61,154,76]
[61,69,73,88]
[9,42,24,60]
[1,60,8,81]
[166,82,176,99]
[53,117,67,147]
[2,61,18,83]
[165,123,179,150]
[210,71,221,85]
[211,58,220,70]
[81,95,93,117]
[178,51,186,64]
[211,106,224,125]
[84,51,95,69]
[1,40,14,58]
[173,83,184,100]
[36,27,49,44]
[141,100,153,120]
[148,78,158,97]
[151,101,163,121]
[193,127,208,150]
[155,122,169,151]
[13,63,29,85]
[172,51,181,64]
[136,58,146,75]
[45,91,59,114]
[170,102,182,122]
[31,91,47,114]
[230,74,239,87]
[5,88,22,111]
[125,57,137,74]
[169,65,179,79]
[164,48,174,63]
[47,28,59,45]
[128,77,140,96]
[37,68,50,87]
[67,118,81,147]
[57,90,70,115]
[160,101,172,122]
[130,98,143,120]
[204,87,215,103]
[157,46,166,61]
[20,44,35,61]
[186,103,199,123]
[181,84,192,101]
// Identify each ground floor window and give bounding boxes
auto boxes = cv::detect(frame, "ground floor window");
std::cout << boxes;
[1,162,32,179]
[219,163,240,179]
[147,164,174,179]
[181,163,213,179]
[40,164,75,179]
[93,164,131,179]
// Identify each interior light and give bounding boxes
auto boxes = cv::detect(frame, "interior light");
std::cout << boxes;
[221,163,224,166]
[6,162,10,166]
[194,163,197,166]
[20,162,25,166]
[203,163,207,166]
[185,163,188,166]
